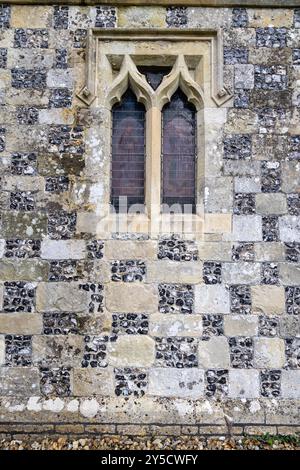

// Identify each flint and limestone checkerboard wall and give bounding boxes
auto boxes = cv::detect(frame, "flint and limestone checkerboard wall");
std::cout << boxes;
[0,2,299,437]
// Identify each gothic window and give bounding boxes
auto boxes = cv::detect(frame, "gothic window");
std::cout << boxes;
[161,89,196,212]
[111,88,146,212]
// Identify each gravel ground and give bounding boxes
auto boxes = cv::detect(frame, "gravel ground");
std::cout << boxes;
[0,435,299,450]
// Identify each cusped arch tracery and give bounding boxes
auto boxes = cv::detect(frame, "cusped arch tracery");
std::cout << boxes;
[106,55,154,111]
[154,55,204,111]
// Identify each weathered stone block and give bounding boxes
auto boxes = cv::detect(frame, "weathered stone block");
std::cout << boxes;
[73,368,114,397]
[256,194,287,215]
[41,240,86,260]
[224,316,258,336]
[1,212,47,239]
[225,109,258,134]
[149,314,202,337]
[0,260,48,281]
[146,261,202,284]
[279,216,300,242]
[105,240,157,260]
[197,242,232,261]
[204,214,232,234]
[279,263,300,286]
[280,317,300,338]
[36,283,89,313]
[107,336,155,368]
[32,335,83,367]
[231,215,262,242]
[106,283,157,313]
[148,369,204,399]
[234,176,261,194]
[205,177,233,213]
[234,64,254,89]
[281,370,300,398]
[0,367,40,396]
[228,370,260,398]
[248,9,293,28]
[251,285,285,315]
[118,6,166,28]
[254,242,285,261]
[0,313,42,335]
[254,338,285,368]
[195,285,230,314]
[0,335,5,365]
[11,6,50,28]
[198,337,230,368]
[222,262,261,284]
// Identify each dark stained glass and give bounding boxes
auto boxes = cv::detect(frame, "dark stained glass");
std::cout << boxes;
[162,89,196,212]
[138,66,172,90]
[111,89,145,212]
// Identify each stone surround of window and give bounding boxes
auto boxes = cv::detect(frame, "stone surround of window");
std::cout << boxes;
[76,28,233,239]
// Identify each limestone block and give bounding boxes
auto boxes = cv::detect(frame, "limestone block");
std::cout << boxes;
[7,49,54,70]
[105,240,157,260]
[251,285,285,316]
[280,317,300,338]
[41,240,86,260]
[197,242,232,261]
[73,368,115,397]
[0,335,5,365]
[279,216,300,242]
[118,6,166,28]
[281,371,300,398]
[11,6,51,28]
[222,262,261,284]
[198,337,230,368]
[39,109,74,125]
[281,162,300,193]
[0,313,42,335]
[32,335,84,367]
[228,370,260,398]
[0,239,5,259]
[36,283,89,313]
[76,212,99,236]
[148,369,204,399]
[107,336,155,367]
[0,367,40,396]
[234,65,254,90]
[248,9,294,27]
[224,316,258,337]
[205,177,233,213]
[146,261,202,284]
[234,176,261,194]
[195,285,230,314]
[256,194,287,215]
[149,314,203,337]
[187,7,232,29]
[248,47,292,66]
[254,338,285,368]
[0,284,3,310]
[1,212,47,239]
[225,109,258,134]
[254,242,285,262]
[204,214,232,234]
[0,260,49,281]
[279,264,300,286]
[106,283,157,313]
[3,176,45,192]
[46,69,74,88]
[6,89,49,107]
[231,215,262,242]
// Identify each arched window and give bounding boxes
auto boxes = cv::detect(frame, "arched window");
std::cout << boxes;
[111,88,145,212]
[161,89,196,213]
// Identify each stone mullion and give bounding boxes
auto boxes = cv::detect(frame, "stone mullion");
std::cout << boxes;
[146,106,161,236]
